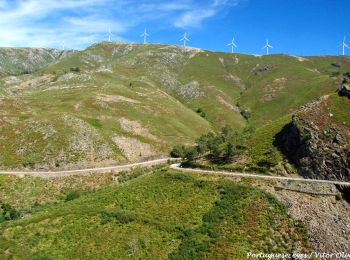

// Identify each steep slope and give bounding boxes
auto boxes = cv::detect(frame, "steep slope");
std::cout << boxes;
[0,48,71,77]
[0,43,212,170]
[0,170,310,259]
[275,93,350,181]
[1,42,350,170]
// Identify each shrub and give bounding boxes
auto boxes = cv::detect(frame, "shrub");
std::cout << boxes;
[70,67,80,73]
[170,145,186,158]
[65,191,80,202]
[101,210,136,224]
[196,108,206,118]
[0,202,20,222]
[240,110,252,120]
[183,146,199,161]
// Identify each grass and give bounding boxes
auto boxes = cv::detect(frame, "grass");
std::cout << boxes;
[328,93,350,126]
[0,48,63,77]
[0,43,349,170]
[170,182,310,259]
[0,168,310,259]
[251,115,291,167]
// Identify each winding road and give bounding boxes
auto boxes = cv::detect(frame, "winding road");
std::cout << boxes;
[1,158,349,186]
[0,158,178,179]
[170,163,350,186]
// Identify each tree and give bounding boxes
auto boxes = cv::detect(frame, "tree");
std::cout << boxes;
[170,145,186,158]
[225,142,236,162]
[183,146,198,162]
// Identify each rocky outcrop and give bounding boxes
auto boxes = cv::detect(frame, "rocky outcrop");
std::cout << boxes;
[0,48,73,77]
[338,72,350,98]
[275,96,350,181]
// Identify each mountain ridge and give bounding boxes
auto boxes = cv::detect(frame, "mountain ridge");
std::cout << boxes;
[0,42,349,171]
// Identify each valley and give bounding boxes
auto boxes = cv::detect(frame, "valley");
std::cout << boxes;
[0,43,349,258]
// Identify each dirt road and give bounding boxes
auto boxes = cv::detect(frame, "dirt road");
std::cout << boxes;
[0,158,178,179]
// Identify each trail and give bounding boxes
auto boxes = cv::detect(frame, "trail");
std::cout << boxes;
[0,158,178,179]
[170,164,350,186]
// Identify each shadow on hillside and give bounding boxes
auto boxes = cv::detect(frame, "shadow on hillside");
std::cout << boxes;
[273,122,304,166]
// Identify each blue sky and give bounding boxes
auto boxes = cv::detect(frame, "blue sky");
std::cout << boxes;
[0,0,349,55]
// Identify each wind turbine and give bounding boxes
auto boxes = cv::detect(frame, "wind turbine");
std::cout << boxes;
[60,40,65,51]
[262,39,273,55]
[107,27,113,42]
[340,36,349,56]
[180,32,190,47]
[227,37,237,53]
[140,28,149,44]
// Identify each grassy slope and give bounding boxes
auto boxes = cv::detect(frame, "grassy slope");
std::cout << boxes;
[0,44,212,168]
[0,169,310,259]
[0,43,349,169]
[0,48,68,77]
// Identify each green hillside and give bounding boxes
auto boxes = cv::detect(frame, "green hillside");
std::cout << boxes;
[0,42,349,170]
[0,48,71,77]
[0,169,310,259]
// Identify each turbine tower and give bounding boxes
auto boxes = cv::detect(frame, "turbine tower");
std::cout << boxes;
[107,28,113,42]
[141,28,149,44]
[340,36,349,56]
[60,40,65,51]
[227,37,237,53]
[180,33,190,47]
[262,39,273,55]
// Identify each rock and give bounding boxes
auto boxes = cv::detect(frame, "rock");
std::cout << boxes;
[275,96,350,182]
[338,85,350,98]
[253,64,271,75]
[333,133,343,144]
[338,73,350,98]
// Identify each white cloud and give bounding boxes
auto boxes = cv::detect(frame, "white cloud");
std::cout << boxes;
[0,0,126,49]
[0,0,241,49]
[174,0,239,29]
[174,9,217,28]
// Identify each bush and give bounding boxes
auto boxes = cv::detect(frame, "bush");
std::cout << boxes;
[196,108,206,118]
[0,202,20,222]
[240,110,251,120]
[170,145,186,158]
[65,191,80,202]
[70,67,80,73]
[101,210,136,224]
[183,146,199,162]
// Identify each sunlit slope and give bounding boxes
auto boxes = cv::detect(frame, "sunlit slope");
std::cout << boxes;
[0,42,349,169]
[0,48,71,77]
[187,53,350,126]
[0,170,310,259]
[0,44,212,169]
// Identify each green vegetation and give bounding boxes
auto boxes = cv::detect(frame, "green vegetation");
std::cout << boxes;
[0,202,20,223]
[171,126,244,164]
[251,116,290,167]
[328,93,350,126]
[0,48,65,77]
[0,169,310,259]
[170,182,309,259]
[0,43,349,170]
